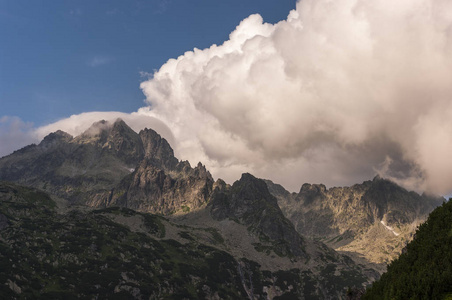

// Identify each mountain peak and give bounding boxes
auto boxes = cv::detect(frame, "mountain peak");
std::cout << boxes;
[299,182,327,194]
[78,118,130,137]
[210,173,307,258]
[76,119,112,143]
[111,118,129,130]
[39,130,73,148]
[139,127,178,170]
[75,119,141,153]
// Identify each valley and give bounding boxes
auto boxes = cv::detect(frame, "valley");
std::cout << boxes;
[0,119,444,299]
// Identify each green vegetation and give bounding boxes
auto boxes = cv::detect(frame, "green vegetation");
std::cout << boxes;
[202,227,224,244]
[141,213,166,238]
[363,200,452,299]
[1,182,361,299]
[0,184,249,298]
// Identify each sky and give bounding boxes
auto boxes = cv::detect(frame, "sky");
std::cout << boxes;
[0,0,295,125]
[2,0,452,195]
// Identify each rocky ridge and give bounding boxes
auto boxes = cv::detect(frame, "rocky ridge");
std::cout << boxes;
[210,173,307,259]
[0,119,213,215]
[266,177,443,272]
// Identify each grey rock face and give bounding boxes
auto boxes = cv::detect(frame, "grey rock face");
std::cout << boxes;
[39,130,73,149]
[93,159,214,215]
[210,173,307,258]
[267,176,443,269]
[139,128,178,170]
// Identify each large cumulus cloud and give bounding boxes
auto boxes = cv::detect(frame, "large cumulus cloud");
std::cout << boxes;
[140,0,452,193]
[3,0,452,194]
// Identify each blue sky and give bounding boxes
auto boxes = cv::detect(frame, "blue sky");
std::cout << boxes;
[0,0,296,126]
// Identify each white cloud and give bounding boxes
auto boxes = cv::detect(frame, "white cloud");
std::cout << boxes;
[88,56,113,67]
[138,0,452,194]
[0,116,38,158]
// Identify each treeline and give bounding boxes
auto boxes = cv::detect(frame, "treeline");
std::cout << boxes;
[363,199,452,299]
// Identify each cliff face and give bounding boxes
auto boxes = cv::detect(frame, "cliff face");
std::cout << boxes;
[90,160,214,215]
[210,173,307,258]
[139,128,178,169]
[85,126,214,215]
[267,177,443,270]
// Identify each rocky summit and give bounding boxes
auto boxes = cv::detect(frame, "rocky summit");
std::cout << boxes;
[0,119,213,215]
[0,119,443,299]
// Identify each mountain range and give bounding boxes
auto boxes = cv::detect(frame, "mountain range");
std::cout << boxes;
[266,177,442,273]
[0,119,444,299]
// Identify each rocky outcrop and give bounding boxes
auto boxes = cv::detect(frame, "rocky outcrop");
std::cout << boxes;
[139,128,178,170]
[210,173,307,258]
[39,130,73,149]
[267,176,443,269]
[93,160,214,215]
[83,123,215,214]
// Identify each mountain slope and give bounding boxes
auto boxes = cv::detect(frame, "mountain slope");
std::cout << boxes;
[0,119,143,203]
[205,173,378,293]
[0,182,254,299]
[0,181,369,299]
[0,119,213,214]
[266,177,443,271]
[86,126,215,215]
[0,119,428,298]
[363,199,452,299]
[210,173,307,259]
